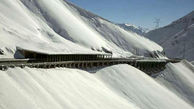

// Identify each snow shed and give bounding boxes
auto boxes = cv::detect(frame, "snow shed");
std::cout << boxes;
[16,47,112,62]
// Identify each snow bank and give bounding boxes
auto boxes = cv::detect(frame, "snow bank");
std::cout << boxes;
[0,67,137,109]
[96,64,193,109]
[156,60,194,106]
[1,64,194,109]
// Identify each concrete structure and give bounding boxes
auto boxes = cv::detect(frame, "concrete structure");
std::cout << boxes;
[0,58,179,75]
[17,47,112,61]
[0,48,181,75]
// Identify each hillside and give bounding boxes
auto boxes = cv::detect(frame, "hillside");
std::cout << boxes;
[0,0,163,59]
[1,61,194,109]
[0,0,194,109]
[146,11,194,61]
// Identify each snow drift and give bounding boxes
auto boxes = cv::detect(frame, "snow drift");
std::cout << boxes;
[156,60,194,106]
[1,63,194,109]
[96,64,194,109]
[0,67,136,109]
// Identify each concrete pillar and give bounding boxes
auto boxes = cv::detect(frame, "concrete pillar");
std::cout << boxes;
[101,62,104,66]
[83,63,86,68]
[52,64,56,68]
[44,65,48,68]
[80,63,83,68]
[161,63,166,69]
[30,64,35,68]
[60,64,63,67]
[134,62,137,67]
[56,64,60,68]
[130,62,134,66]
[67,64,70,68]
[1,65,8,71]
[38,64,41,68]
[149,62,153,68]
[0,66,2,70]
[97,62,100,67]
[150,63,153,68]
[87,63,90,68]
[91,63,94,68]
[28,64,32,68]
[138,63,141,70]
[139,63,143,70]
[137,63,140,69]
[71,63,75,68]
[65,64,68,68]
[41,64,46,68]
[0,66,3,70]
[76,63,79,68]
[10,65,15,68]
[88,63,91,68]
[63,64,67,68]
[21,64,25,68]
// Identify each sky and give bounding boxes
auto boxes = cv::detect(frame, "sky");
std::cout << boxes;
[68,0,194,29]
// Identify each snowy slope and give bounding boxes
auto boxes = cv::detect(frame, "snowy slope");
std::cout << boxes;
[1,0,194,109]
[97,64,194,109]
[0,0,163,58]
[0,67,137,109]
[117,23,148,36]
[0,0,99,57]
[1,64,194,109]
[156,60,194,106]
[146,11,194,61]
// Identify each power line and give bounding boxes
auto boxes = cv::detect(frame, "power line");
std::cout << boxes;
[154,18,160,29]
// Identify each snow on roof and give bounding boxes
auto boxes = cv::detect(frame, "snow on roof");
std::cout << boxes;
[16,47,111,55]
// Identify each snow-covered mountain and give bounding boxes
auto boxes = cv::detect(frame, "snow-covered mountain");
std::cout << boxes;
[117,23,148,36]
[146,11,194,61]
[1,0,194,109]
[0,0,163,58]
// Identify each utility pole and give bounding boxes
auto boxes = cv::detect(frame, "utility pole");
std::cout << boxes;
[154,18,160,29]
[183,41,186,58]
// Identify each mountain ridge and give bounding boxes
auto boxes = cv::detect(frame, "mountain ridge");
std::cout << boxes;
[145,11,194,61]
[117,23,149,36]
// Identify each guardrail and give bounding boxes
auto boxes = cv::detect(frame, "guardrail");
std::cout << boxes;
[0,58,180,75]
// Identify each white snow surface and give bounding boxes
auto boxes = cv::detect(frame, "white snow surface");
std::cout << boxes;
[146,11,194,61]
[0,0,163,58]
[0,67,137,109]
[156,60,194,106]
[0,64,194,109]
